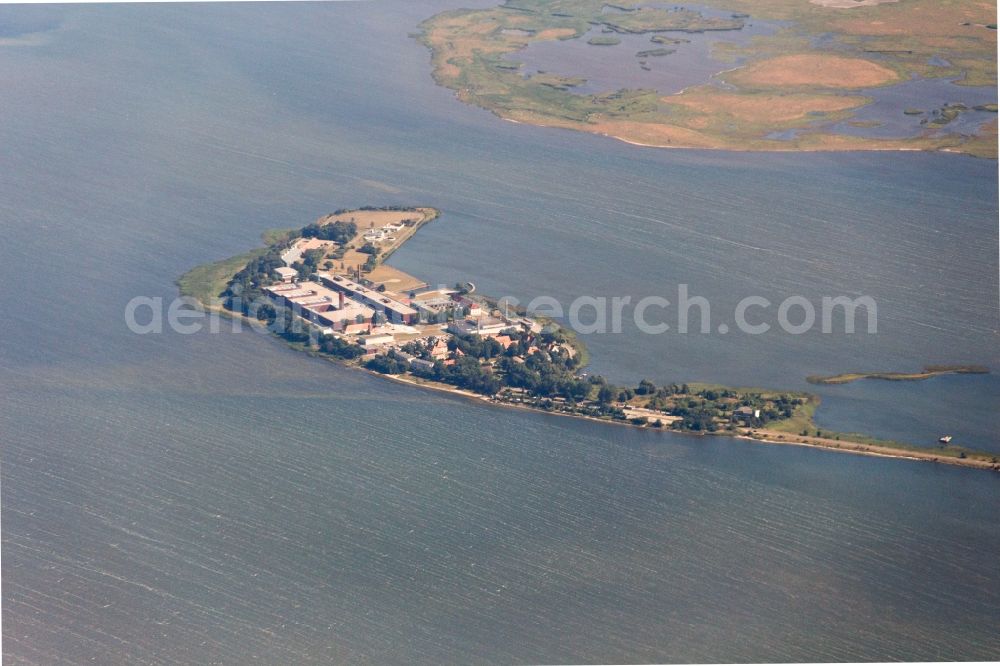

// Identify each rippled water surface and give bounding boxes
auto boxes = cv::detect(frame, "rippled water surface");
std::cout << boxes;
[2,2,998,663]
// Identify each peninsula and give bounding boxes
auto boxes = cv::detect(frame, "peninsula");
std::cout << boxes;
[179,207,998,471]
[417,0,997,157]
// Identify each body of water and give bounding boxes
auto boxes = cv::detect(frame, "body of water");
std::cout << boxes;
[509,6,783,96]
[2,2,998,663]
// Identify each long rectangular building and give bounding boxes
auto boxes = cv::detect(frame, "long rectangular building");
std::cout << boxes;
[316,272,418,324]
[264,281,374,332]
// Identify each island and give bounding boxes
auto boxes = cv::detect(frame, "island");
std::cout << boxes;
[807,365,990,385]
[417,0,997,157]
[179,207,999,471]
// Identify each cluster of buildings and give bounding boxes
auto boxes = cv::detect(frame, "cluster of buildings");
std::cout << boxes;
[263,226,547,364]
[316,272,418,324]
[265,267,542,356]
[362,222,405,244]
[264,279,376,336]
[280,237,335,267]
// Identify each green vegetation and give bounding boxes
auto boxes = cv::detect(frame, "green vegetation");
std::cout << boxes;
[532,72,587,89]
[177,248,268,310]
[925,103,969,128]
[177,226,300,308]
[766,394,819,435]
[598,7,743,34]
[418,0,997,157]
[759,393,997,465]
[807,365,989,385]
[375,329,812,433]
[180,201,998,470]
[587,36,621,46]
[635,47,675,58]
[650,35,689,45]
[301,219,356,243]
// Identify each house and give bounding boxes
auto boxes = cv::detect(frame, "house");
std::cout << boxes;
[280,237,335,266]
[518,317,543,334]
[448,316,514,337]
[450,294,483,317]
[429,338,450,360]
[491,335,515,349]
[274,266,298,282]
[343,322,372,336]
[410,357,435,372]
[732,406,760,425]
[361,334,395,349]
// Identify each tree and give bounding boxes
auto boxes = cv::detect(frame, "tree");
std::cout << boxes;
[319,335,364,359]
[597,385,616,405]
[301,220,356,244]
[637,379,657,395]
[365,353,408,374]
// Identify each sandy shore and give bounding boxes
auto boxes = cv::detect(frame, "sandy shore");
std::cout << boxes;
[181,209,998,475]
[745,429,999,471]
[375,370,1000,473]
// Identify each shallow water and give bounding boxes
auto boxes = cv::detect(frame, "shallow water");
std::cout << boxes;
[1,2,998,663]
[509,7,783,95]
[508,5,996,142]
[829,77,998,139]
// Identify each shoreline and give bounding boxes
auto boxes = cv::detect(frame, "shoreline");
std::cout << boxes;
[179,209,998,475]
[375,368,999,471]
[419,1,997,159]
[504,115,977,156]
[807,365,990,385]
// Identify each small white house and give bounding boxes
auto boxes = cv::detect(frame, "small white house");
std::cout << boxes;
[361,334,395,349]
[275,267,298,282]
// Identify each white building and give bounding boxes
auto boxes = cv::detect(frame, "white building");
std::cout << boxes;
[274,267,298,282]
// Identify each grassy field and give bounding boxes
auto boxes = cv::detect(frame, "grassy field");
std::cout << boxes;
[758,394,997,467]
[177,227,299,309]
[176,248,266,310]
[418,0,997,157]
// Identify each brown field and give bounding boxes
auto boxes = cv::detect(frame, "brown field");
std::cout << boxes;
[588,119,721,148]
[667,87,868,123]
[324,209,419,230]
[367,265,428,293]
[419,0,996,157]
[810,0,898,7]
[308,208,437,282]
[425,14,507,80]
[726,54,899,88]
[832,1,997,38]
[535,28,577,40]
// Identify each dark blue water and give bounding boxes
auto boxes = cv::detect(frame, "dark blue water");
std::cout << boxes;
[2,2,998,663]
